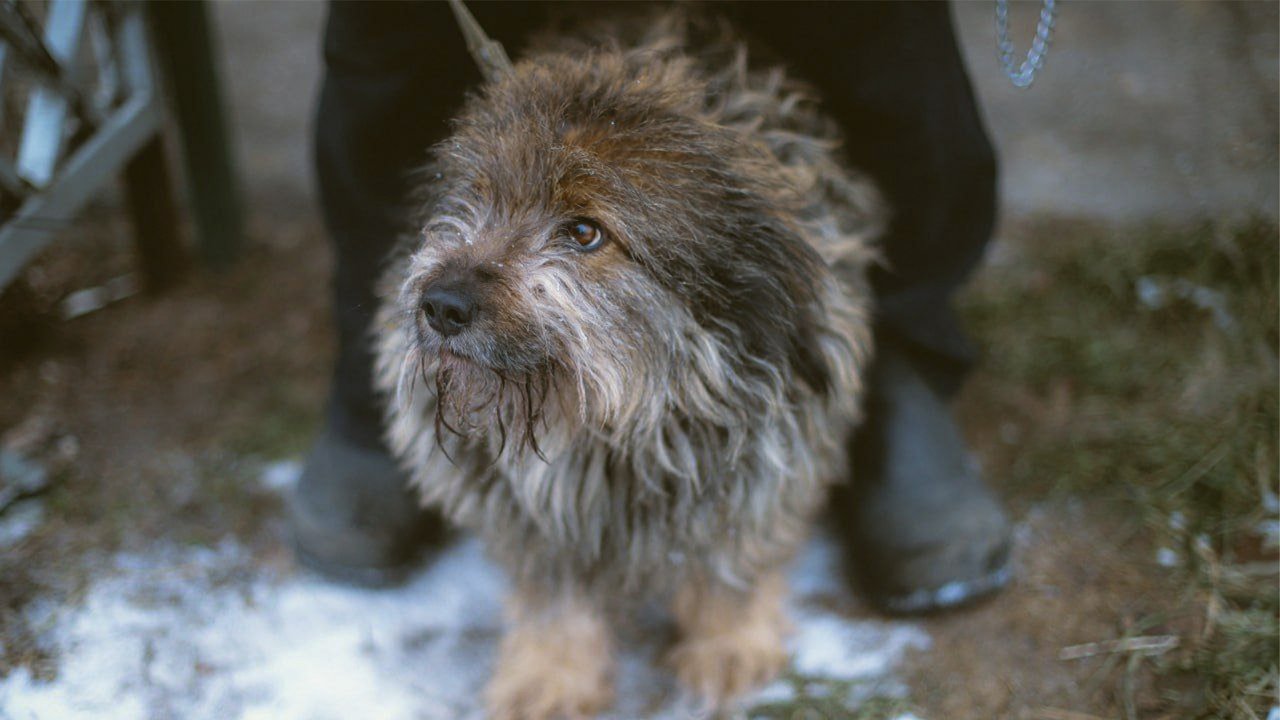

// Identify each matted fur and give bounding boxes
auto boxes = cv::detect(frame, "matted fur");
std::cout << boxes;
[373,10,880,708]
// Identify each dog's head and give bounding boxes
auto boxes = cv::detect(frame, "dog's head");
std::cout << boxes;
[392,43,845,455]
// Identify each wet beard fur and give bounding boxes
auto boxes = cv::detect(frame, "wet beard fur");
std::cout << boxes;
[398,336,557,463]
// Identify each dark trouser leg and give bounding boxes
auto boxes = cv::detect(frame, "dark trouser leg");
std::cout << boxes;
[733,3,1011,613]
[732,2,995,385]
[316,2,470,451]
[316,1,545,450]
[293,1,460,584]
[294,1,547,585]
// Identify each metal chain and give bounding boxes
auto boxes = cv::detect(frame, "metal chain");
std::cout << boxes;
[995,0,1057,89]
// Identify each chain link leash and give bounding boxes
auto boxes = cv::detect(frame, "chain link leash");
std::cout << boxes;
[995,0,1057,89]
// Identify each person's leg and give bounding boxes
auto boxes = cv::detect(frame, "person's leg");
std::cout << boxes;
[294,1,543,584]
[732,2,1011,613]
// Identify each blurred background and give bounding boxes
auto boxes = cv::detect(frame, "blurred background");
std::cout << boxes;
[210,1,1279,225]
[0,3,1276,720]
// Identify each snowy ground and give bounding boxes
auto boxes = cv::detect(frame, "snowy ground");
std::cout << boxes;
[0,463,929,720]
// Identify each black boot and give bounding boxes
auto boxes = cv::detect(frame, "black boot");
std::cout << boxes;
[834,340,1012,614]
[289,423,448,587]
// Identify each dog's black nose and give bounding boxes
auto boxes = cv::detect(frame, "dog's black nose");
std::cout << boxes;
[421,282,479,337]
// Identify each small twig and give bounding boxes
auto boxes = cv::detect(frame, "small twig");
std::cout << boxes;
[1234,697,1261,720]
[1163,438,1231,494]
[1059,635,1180,661]
[1192,533,1224,644]
[1122,651,1141,720]
[1079,645,1125,705]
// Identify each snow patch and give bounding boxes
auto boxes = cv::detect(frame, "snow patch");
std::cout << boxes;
[1,534,929,719]
[258,460,302,493]
[0,500,44,549]
[1155,547,1181,568]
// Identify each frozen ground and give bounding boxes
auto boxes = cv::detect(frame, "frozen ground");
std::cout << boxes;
[0,463,928,720]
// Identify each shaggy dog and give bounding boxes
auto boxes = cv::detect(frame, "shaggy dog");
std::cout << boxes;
[374,12,881,719]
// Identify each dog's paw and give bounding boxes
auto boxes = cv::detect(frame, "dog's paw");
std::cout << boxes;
[486,652,612,720]
[668,617,788,706]
[486,612,614,720]
[669,573,790,707]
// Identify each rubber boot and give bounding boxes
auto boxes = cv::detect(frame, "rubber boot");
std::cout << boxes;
[834,339,1012,614]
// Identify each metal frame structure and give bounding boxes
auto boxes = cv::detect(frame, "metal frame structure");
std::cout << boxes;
[0,0,241,295]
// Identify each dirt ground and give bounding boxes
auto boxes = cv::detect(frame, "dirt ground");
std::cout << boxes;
[3,199,1269,719]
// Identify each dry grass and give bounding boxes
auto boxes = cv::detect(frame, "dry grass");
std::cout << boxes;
[963,216,1279,718]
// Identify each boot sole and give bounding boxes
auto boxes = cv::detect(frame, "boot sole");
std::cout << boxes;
[292,539,424,588]
[872,564,1012,616]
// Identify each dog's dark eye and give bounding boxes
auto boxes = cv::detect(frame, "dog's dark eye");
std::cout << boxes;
[566,220,605,251]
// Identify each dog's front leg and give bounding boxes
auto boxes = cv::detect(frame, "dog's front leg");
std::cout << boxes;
[669,570,791,708]
[487,583,615,720]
